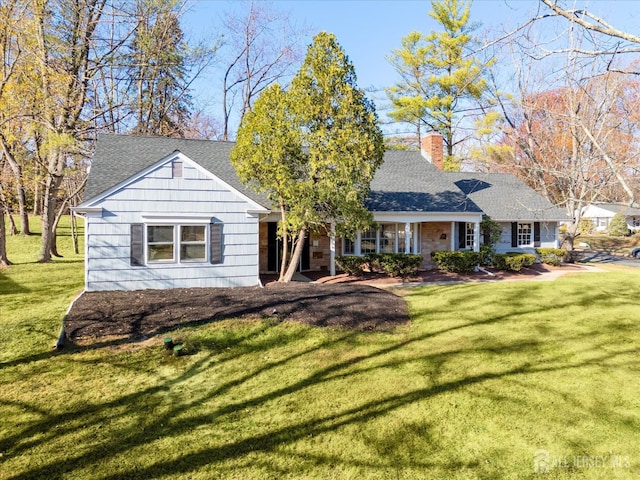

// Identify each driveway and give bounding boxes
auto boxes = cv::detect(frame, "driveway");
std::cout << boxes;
[577,250,640,268]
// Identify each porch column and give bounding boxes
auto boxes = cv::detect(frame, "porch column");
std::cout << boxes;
[474,221,480,252]
[450,222,456,251]
[330,222,336,276]
[404,222,411,253]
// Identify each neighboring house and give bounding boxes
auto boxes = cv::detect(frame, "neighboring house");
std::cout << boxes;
[75,133,567,291]
[580,203,640,233]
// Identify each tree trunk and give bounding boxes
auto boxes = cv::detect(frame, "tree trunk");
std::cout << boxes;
[71,212,79,254]
[33,168,41,216]
[0,198,10,267]
[277,202,288,281]
[39,172,63,263]
[0,136,30,234]
[7,211,17,236]
[281,227,306,282]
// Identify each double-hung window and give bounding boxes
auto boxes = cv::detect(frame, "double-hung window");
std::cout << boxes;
[180,225,207,262]
[343,237,355,255]
[465,223,475,249]
[360,228,377,254]
[147,225,175,262]
[131,222,222,266]
[380,224,396,253]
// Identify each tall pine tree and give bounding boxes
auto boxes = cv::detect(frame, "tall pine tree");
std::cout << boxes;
[387,0,491,169]
[128,0,191,137]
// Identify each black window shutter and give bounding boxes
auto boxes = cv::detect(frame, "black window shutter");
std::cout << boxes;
[534,222,541,247]
[130,224,144,266]
[511,222,518,247]
[458,222,466,249]
[210,223,223,264]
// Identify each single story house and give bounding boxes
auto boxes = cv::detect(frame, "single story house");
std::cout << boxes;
[75,133,567,291]
[580,203,640,233]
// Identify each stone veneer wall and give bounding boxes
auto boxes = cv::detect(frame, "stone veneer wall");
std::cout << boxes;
[420,222,451,267]
[259,223,338,273]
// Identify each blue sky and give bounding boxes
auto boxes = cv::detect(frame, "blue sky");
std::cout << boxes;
[183,0,640,132]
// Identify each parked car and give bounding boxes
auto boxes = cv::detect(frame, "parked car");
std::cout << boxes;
[631,247,640,258]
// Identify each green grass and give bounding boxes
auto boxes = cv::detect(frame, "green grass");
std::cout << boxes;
[1,219,639,479]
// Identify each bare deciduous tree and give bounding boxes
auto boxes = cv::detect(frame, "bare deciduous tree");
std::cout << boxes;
[489,16,640,248]
[220,0,308,140]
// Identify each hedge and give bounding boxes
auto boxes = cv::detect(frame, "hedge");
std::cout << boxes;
[431,251,482,274]
[335,256,369,276]
[535,248,567,266]
[492,252,536,272]
[335,253,423,278]
[366,253,423,278]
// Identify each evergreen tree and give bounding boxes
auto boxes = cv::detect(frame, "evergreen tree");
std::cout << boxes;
[232,32,384,282]
[129,0,191,137]
[608,213,629,237]
[387,0,491,169]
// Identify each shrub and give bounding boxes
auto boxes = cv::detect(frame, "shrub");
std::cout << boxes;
[578,218,595,235]
[335,256,369,276]
[366,253,422,278]
[431,251,482,274]
[492,252,536,272]
[479,244,494,266]
[536,248,567,266]
[479,216,502,265]
[608,213,630,237]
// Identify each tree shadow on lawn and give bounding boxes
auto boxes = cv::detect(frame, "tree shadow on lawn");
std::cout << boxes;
[3,285,638,479]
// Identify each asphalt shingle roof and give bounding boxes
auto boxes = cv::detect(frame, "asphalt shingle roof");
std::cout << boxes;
[446,173,568,221]
[366,150,482,213]
[588,203,640,216]
[84,134,271,207]
[83,134,567,221]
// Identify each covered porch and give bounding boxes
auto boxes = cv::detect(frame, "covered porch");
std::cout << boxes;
[258,213,483,276]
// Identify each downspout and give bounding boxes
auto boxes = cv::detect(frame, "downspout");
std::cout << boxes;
[476,265,495,277]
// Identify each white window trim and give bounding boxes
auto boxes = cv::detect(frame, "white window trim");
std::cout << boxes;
[145,223,210,264]
[342,223,422,256]
[518,222,533,247]
[141,213,213,224]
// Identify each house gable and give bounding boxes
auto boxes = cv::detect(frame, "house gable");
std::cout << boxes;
[79,150,269,214]
[82,134,271,209]
[78,139,268,291]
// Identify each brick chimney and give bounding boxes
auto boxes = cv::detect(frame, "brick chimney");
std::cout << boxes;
[421,132,444,170]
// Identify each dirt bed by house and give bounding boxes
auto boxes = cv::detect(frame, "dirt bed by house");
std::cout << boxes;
[65,283,410,344]
[65,263,586,346]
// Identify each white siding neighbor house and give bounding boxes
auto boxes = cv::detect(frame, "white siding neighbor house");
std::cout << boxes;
[580,203,640,233]
[75,133,568,291]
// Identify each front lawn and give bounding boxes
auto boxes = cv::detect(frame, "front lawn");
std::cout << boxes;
[1,220,639,479]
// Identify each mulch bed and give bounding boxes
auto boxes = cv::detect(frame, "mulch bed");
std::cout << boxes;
[64,263,585,345]
[65,283,410,343]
